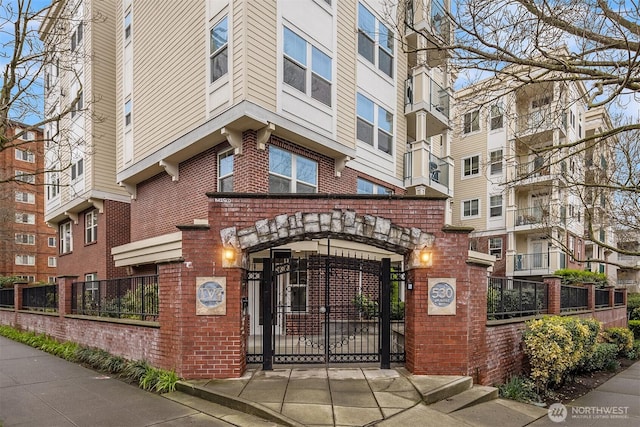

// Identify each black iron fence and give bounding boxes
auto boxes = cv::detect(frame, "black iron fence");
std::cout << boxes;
[0,288,15,308]
[71,275,158,321]
[22,285,58,312]
[487,277,548,320]
[560,284,588,312]
[595,288,609,308]
[614,290,625,306]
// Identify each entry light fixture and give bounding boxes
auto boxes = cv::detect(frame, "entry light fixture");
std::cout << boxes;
[420,250,432,265]
[223,248,236,262]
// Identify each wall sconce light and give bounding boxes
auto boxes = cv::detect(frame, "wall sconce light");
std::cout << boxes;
[223,248,236,262]
[420,250,432,265]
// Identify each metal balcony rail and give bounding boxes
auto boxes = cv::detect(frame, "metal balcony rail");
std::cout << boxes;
[403,148,450,189]
[404,75,450,119]
[22,284,58,312]
[513,252,550,272]
[560,284,588,312]
[516,109,563,134]
[0,288,15,308]
[71,275,159,321]
[487,276,548,320]
[514,207,546,226]
[430,0,451,44]
[516,157,551,179]
[595,288,609,308]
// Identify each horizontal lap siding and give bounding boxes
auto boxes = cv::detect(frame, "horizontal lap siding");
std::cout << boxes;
[336,1,356,151]
[245,1,276,110]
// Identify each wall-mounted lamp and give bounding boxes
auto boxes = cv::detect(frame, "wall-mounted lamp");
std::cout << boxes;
[223,248,236,262]
[420,250,432,265]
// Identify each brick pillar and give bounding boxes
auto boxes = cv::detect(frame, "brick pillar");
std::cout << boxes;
[56,275,78,316]
[607,286,615,307]
[14,281,27,310]
[585,283,596,312]
[544,275,561,314]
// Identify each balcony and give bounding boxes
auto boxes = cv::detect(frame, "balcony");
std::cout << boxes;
[405,0,451,68]
[404,142,451,196]
[515,109,566,139]
[514,206,546,227]
[405,73,450,138]
[511,251,567,276]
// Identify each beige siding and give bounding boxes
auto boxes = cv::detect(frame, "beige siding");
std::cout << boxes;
[231,0,245,102]
[131,1,207,161]
[115,0,124,170]
[395,39,408,180]
[335,1,356,151]
[244,0,277,110]
[87,0,123,195]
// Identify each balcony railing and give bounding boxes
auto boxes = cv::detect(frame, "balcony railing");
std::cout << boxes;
[405,75,450,119]
[514,207,546,226]
[71,275,159,321]
[430,0,451,44]
[404,145,450,191]
[560,284,588,312]
[0,288,15,308]
[22,284,58,312]
[487,277,548,320]
[516,157,551,179]
[513,252,549,272]
[516,109,565,135]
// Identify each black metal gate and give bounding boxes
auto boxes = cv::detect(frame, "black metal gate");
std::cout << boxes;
[246,247,405,369]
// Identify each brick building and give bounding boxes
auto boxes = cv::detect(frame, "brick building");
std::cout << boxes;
[0,122,57,283]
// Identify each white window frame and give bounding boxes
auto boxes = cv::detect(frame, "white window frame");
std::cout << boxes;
[288,259,308,313]
[124,100,132,127]
[268,146,318,193]
[71,157,84,181]
[85,273,99,300]
[357,2,394,78]
[15,212,36,224]
[357,93,393,155]
[218,149,234,192]
[15,255,36,266]
[15,148,35,163]
[210,16,229,83]
[17,275,36,283]
[59,221,73,254]
[489,195,503,218]
[15,191,35,204]
[283,26,332,107]
[15,233,36,245]
[463,110,480,134]
[15,170,35,184]
[356,177,392,194]
[48,237,57,247]
[462,198,480,218]
[71,89,83,118]
[489,149,503,175]
[71,22,83,52]
[124,11,132,41]
[462,155,480,178]
[47,171,60,200]
[85,209,98,244]
[489,238,503,259]
[48,256,57,267]
[490,103,503,130]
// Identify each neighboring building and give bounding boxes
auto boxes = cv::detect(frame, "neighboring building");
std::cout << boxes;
[40,0,131,282]
[0,122,58,283]
[42,0,454,278]
[452,70,600,280]
[617,230,640,293]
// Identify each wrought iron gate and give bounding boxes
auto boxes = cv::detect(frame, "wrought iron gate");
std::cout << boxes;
[246,248,405,369]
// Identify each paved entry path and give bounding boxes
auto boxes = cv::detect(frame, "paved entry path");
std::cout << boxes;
[0,336,278,427]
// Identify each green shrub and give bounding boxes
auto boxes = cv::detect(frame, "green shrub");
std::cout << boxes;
[554,269,608,287]
[155,370,179,393]
[627,293,640,319]
[602,327,634,356]
[631,307,640,321]
[625,341,640,360]
[523,316,600,390]
[498,376,540,403]
[628,320,640,339]
[579,343,618,372]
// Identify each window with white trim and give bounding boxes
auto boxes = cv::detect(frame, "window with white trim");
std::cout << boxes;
[15,191,35,204]
[489,238,502,259]
[218,150,234,191]
[71,22,83,51]
[463,110,480,133]
[71,157,84,181]
[124,100,132,127]
[289,258,308,312]
[357,177,393,194]
[268,146,317,193]
[124,11,131,41]
[210,17,228,83]
[357,93,393,154]
[15,234,36,245]
[15,213,35,224]
[47,172,60,200]
[48,237,57,247]
[59,221,73,254]
[462,155,479,177]
[85,273,99,300]
[48,257,57,267]
[85,209,98,244]
[490,103,503,130]
[489,195,503,218]
[16,275,36,283]
[15,148,35,162]
[358,3,394,77]
[48,277,56,283]
[15,255,35,266]
[71,90,83,118]
[15,170,35,184]
[462,199,480,218]
[283,27,332,106]
[489,149,503,175]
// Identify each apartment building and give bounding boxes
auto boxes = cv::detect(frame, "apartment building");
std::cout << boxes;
[0,123,58,283]
[40,0,131,282]
[452,71,604,280]
[29,0,451,274]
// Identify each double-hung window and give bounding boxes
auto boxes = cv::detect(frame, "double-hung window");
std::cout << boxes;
[463,110,480,133]
[489,149,503,175]
[47,172,60,200]
[15,213,35,224]
[85,209,98,244]
[357,177,393,195]
[71,157,84,181]
[490,103,503,130]
[463,155,479,177]
[15,148,35,162]
[358,3,394,77]
[268,146,317,193]
[71,22,83,51]
[357,93,393,155]
[15,170,35,184]
[71,90,83,118]
[15,191,35,204]
[489,195,502,218]
[289,259,308,312]
[218,150,234,191]
[15,255,35,266]
[283,27,332,106]
[124,100,132,126]
[48,257,57,267]
[15,234,35,245]
[124,12,132,41]
[59,221,73,254]
[489,238,502,259]
[210,17,228,83]
[462,199,479,218]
